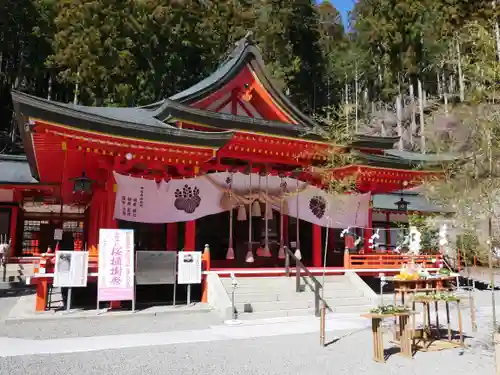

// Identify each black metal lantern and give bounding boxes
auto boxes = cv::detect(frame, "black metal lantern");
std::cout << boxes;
[395,196,409,211]
[70,172,94,194]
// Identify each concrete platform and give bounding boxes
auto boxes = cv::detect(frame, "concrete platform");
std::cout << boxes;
[4,293,212,323]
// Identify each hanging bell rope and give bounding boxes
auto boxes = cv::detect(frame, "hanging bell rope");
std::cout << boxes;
[263,171,272,257]
[246,169,254,263]
[294,177,302,260]
[252,175,262,217]
[204,173,306,212]
[278,176,286,260]
[226,172,235,260]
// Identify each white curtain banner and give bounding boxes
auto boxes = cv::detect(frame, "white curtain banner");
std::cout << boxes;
[163,176,224,222]
[113,172,368,227]
[286,186,370,228]
[114,172,166,223]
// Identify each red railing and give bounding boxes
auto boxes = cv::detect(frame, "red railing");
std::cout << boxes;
[344,253,443,269]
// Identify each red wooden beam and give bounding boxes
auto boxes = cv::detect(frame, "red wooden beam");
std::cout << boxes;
[237,99,254,118]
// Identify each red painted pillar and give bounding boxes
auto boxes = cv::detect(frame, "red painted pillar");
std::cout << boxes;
[98,190,106,238]
[312,224,322,267]
[87,194,99,250]
[9,206,18,258]
[166,223,178,250]
[364,200,373,253]
[106,176,117,229]
[385,212,391,251]
[184,220,196,251]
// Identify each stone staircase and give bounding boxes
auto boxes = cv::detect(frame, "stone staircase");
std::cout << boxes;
[0,263,34,288]
[220,275,376,320]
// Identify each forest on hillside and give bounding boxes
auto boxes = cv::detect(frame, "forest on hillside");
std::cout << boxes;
[0,0,499,154]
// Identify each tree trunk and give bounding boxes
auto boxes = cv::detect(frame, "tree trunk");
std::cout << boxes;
[345,76,349,134]
[355,67,359,133]
[396,95,403,150]
[456,38,465,102]
[409,84,416,148]
[437,71,442,98]
[488,215,497,330]
[442,72,449,115]
[495,332,500,375]
[494,1,500,62]
[73,70,80,105]
[47,75,52,101]
[418,79,425,153]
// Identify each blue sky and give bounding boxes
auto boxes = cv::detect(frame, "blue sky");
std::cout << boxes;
[330,0,355,25]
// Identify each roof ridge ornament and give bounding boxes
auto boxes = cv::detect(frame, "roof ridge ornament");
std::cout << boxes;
[219,31,255,66]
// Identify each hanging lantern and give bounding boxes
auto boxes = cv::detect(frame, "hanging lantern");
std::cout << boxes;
[70,172,94,194]
[395,197,409,211]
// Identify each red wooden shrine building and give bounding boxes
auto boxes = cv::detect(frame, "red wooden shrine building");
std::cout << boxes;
[4,34,443,274]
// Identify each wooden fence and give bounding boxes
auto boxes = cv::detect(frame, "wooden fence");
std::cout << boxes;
[344,253,443,269]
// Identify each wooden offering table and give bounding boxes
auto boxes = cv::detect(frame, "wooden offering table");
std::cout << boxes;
[390,276,456,341]
[392,276,456,307]
[411,295,464,351]
[361,312,417,363]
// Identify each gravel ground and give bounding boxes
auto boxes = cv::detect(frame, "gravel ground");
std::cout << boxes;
[0,328,493,375]
[0,289,497,375]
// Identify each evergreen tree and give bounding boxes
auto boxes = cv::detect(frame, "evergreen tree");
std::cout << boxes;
[49,0,137,105]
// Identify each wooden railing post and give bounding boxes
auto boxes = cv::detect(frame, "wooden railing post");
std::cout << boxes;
[284,247,324,318]
[344,250,350,269]
[295,262,301,292]
[314,284,320,317]
[285,248,290,277]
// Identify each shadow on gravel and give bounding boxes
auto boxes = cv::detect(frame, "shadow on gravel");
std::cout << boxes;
[0,285,35,298]
[324,327,370,347]
[384,346,401,361]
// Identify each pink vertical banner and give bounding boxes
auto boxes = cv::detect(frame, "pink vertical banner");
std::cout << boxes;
[98,229,135,302]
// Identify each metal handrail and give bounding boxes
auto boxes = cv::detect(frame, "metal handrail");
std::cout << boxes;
[284,247,323,317]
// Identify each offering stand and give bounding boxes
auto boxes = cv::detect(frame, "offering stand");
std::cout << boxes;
[388,274,456,341]
[392,276,456,307]
[411,295,464,351]
[361,311,417,363]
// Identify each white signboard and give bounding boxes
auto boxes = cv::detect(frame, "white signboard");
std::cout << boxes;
[177,251,202,284]
[54,229,63,241]
[54,251,89,288]
[98,229,135,301]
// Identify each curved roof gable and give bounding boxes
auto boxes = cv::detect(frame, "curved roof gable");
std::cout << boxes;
[11,91,233,148]
[169,32,318,129]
